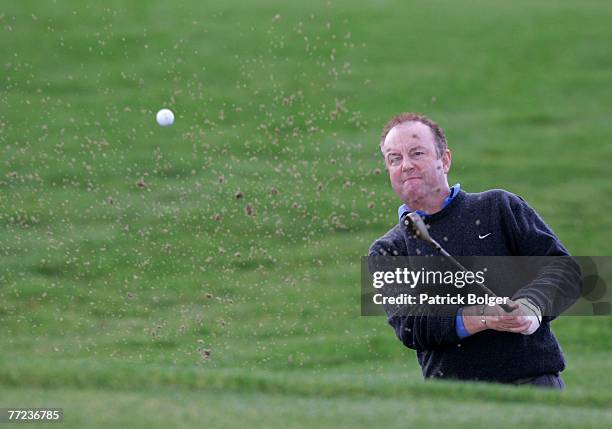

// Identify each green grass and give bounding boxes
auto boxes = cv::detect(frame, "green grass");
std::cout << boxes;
[1,0,611,426]
[1,385,610,429]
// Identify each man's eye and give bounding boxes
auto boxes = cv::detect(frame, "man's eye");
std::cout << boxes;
[388,156,401,165]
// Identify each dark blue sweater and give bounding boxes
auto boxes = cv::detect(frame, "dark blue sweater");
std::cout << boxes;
[369,189,581,383]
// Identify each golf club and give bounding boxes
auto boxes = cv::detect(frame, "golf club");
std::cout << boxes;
[403,212,515,313]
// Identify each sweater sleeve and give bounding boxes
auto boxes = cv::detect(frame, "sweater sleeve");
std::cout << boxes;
[369,228,461,350]
[386,308,461,350]
[502,193,582,320]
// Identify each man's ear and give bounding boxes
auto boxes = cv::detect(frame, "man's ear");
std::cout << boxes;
[442,149,452,174]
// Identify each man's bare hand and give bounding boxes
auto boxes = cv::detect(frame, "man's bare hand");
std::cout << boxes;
[483,300,533,333]
[462,300,533,335]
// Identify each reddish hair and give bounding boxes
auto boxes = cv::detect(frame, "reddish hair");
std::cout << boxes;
[380,112,448,157]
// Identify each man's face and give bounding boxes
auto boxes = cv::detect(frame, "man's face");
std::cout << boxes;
[381,121,451,205]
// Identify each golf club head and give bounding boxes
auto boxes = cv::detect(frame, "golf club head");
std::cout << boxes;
[403,212,434,244]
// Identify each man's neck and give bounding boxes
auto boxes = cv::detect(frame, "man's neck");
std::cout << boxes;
[406,186,451,215]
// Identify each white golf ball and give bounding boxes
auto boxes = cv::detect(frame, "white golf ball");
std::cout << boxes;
[156,108,175,127]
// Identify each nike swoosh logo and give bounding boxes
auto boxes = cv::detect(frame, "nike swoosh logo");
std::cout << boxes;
[479,233,492,239]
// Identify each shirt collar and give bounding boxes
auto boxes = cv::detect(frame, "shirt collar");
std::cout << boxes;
[397,183,461,223]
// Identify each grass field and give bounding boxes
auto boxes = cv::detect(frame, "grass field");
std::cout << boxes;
[1,0,611,427]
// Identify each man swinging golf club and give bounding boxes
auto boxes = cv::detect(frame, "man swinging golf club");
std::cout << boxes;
[369,112,581,389]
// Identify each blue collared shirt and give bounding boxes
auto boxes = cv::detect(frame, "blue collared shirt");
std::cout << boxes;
[455,308,470,339]
[397,184,461,223]
[395,184,470,339]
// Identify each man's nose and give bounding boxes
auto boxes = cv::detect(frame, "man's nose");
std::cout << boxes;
[401,157,414,172]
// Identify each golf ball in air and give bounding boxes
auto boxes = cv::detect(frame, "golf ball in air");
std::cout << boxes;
[156,108,175,127]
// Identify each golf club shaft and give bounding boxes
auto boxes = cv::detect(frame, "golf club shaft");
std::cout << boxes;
[403,212,514,312]
[430,238,515,312]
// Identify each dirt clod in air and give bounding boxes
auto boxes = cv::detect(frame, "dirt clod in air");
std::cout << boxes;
[199,348,212,360]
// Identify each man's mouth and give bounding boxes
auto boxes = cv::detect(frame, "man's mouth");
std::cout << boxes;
[403,177,421,182]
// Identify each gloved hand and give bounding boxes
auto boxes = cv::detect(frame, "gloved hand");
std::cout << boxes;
[514,298,542,335]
